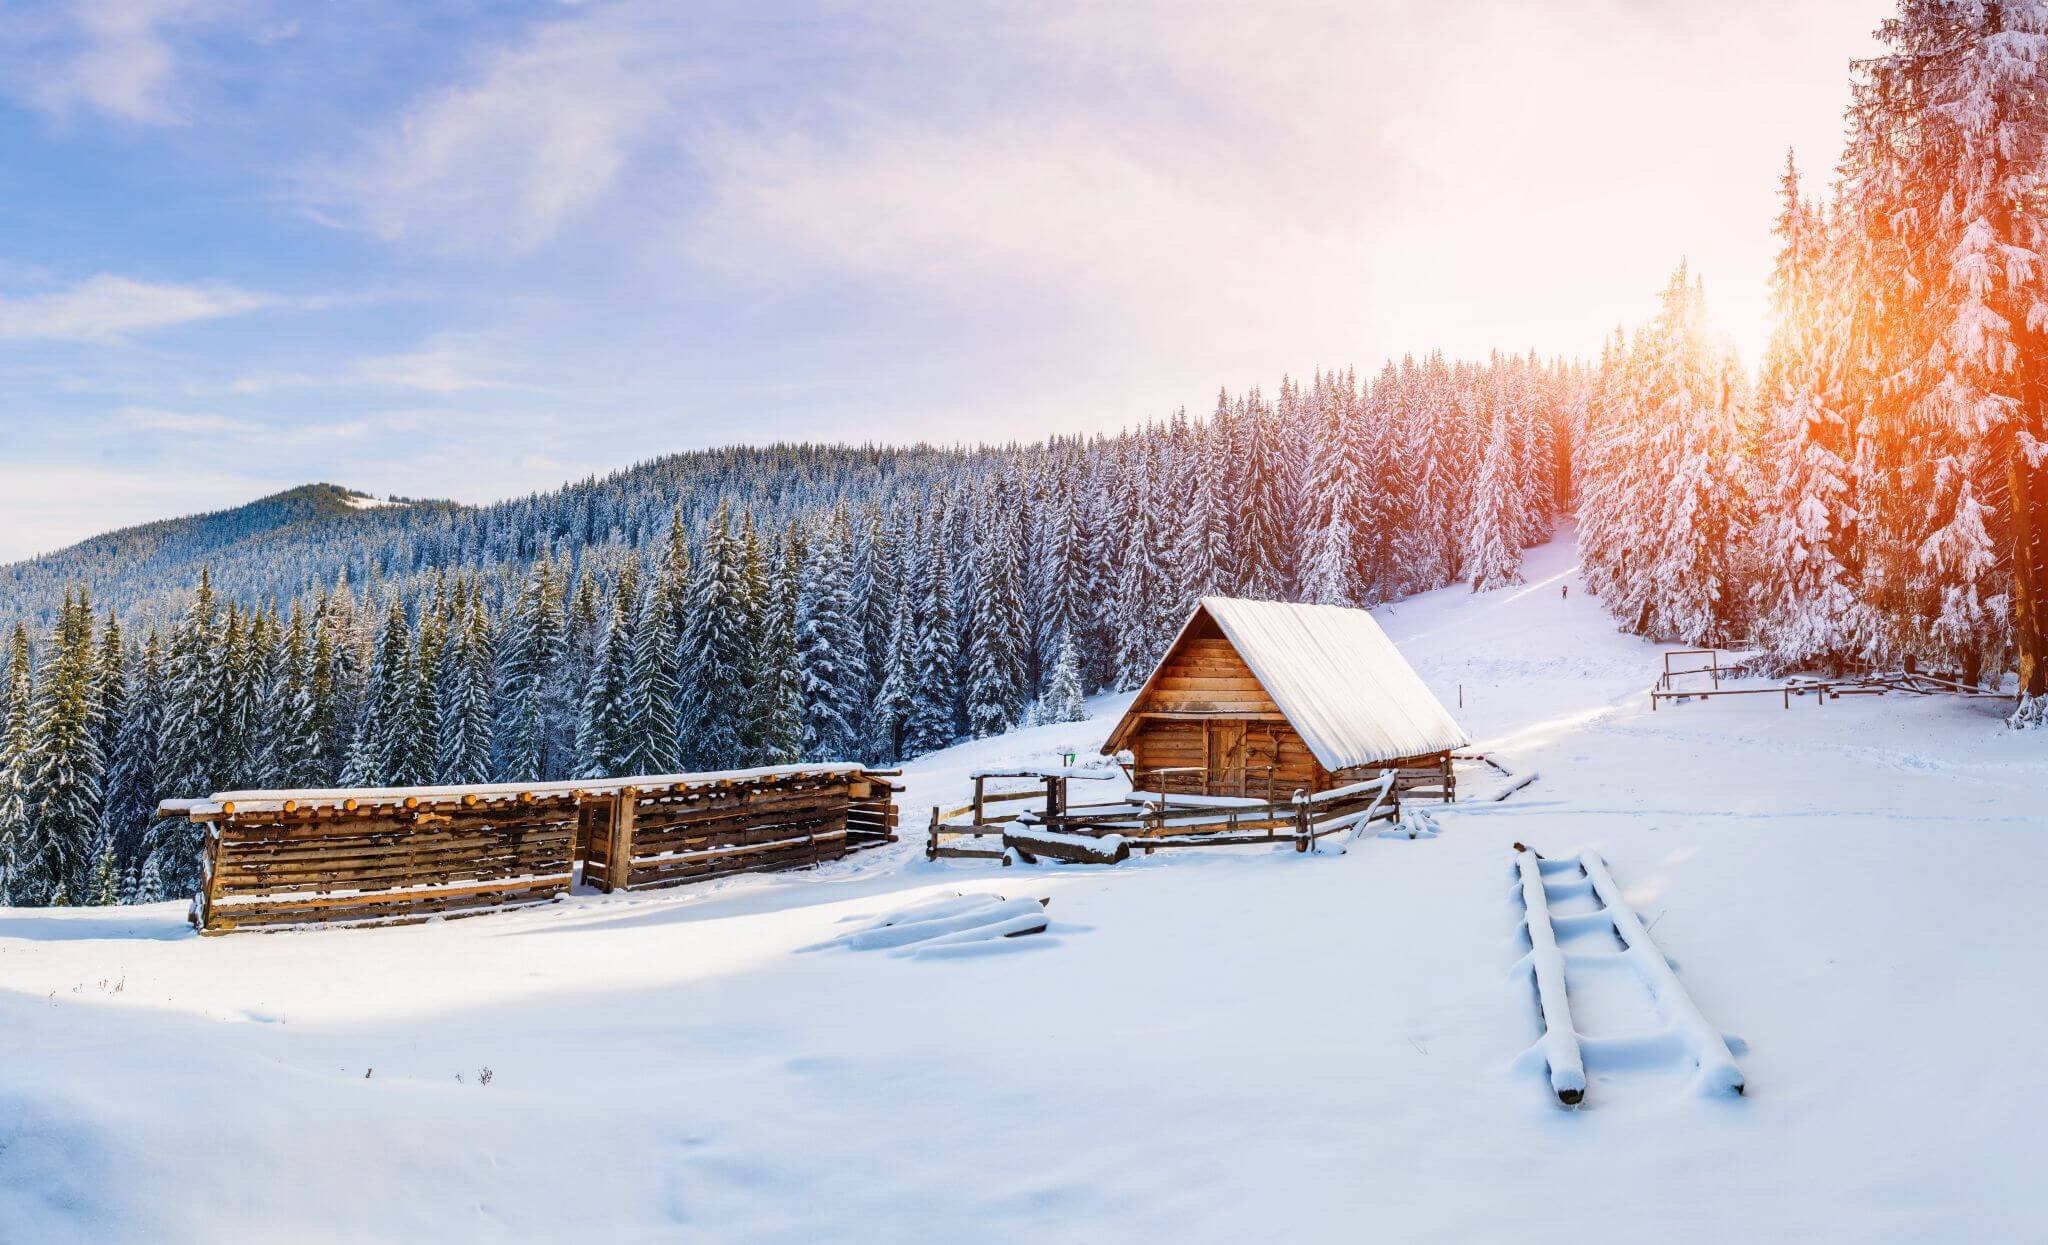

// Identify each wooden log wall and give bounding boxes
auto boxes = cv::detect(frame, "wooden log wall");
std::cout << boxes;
[617,773,865,892]
[181,769,901,933]
[194,805,577,933]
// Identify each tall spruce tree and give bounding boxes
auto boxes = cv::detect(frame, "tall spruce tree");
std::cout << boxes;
[156,571,222,809]
[1465,411,1525,592]
[965,493,1027,736]
[575,585,636,780]
[679,502,752,770]
[101,629,164,893]
[1841,1,2048,719]
[22,591,106,905]
[495,557,566,782]
[747,527,805,765]
[628,511,690,773]
[905,509,959,756]
[437,588,495,784]
[796,507,864,760]
[1038,630,1087,725]
[0,625,33,904]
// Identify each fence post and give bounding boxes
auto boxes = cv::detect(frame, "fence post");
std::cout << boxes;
[1293,791,1311,853]
[191,820,223,933]
[608,788,638,893]
[926,805,940,860]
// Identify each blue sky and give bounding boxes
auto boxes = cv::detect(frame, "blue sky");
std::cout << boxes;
[0,0,1882,561]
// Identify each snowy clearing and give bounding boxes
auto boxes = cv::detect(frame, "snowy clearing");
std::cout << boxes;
[3,528,2045,1242]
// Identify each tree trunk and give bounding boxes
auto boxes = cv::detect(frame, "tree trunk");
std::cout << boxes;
[2010,325,2048,725]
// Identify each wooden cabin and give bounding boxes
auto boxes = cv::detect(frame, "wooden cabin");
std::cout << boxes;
[1102,596,1470,800]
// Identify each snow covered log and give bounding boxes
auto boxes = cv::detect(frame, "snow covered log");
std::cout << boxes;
[1514,849,1587,1106]
[1003,826,1130,864]
[1579,853,1745,1096]
[803,893,1051,953]
[1490,772,1540,802]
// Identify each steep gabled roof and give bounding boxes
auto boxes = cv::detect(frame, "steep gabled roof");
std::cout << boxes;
[1105,596,1468,770]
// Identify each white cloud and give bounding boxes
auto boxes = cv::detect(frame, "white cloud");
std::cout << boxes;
[26,0,229,125]
[354,344,542,395]
[0,274,275,342]
[301,15,674,254]
[116,405,262,434]
[214,334,554,397]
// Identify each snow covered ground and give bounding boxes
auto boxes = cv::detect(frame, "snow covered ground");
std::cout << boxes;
[5,527,2045,1242]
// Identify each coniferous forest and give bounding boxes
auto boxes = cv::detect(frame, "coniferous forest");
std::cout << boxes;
[2,2,2045,907]
[0,357,1579,905]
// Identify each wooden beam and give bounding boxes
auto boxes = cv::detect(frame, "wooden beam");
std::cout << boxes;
[608,788,638,893]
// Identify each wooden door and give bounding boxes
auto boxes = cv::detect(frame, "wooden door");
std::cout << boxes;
[1245,726,1279,801]
[1204,720,1248,796]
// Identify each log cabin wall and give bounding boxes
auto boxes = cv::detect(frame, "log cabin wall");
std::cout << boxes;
[1121,615,1327,797]
[1124,716,1323,797]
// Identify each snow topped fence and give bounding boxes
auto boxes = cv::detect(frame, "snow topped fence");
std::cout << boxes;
[160,766,900,934]
[927,767,1399,862]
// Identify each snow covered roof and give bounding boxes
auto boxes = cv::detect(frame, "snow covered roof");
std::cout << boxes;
[1109,596,1469,771]
[158,763,879,819]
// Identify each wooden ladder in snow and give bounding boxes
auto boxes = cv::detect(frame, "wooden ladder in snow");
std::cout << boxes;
[1511,845,1745,1107]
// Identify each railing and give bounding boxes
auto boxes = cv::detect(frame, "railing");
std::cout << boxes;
[929,771,1401,862]
[926,768,1120,861]
[1649,668,2013,712]
[1659,647,1756,691]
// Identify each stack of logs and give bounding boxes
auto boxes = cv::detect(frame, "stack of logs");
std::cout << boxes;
[161,765,900,934]
[583,770,899,892]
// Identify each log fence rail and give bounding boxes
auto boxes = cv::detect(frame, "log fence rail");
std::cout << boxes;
[927,768,1402,863]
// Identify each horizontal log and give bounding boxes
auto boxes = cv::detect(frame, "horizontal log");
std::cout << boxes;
[626,839,847,890]
[204,878,571,929]
[1004,828,1130,864]
[205,887,564,932]
[214,813,578,841]
[214,854,573,894]
[634,799,849,829]
[218,827,572,862]
[631,834,844,871]
[631,811,847,857]
[631,781,849,819]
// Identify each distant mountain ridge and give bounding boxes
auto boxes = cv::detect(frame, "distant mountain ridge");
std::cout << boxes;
[0,444,1002,631]
[0,484,465,627]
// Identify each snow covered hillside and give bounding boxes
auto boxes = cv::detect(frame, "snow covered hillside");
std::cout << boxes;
[4,528,2044,1243]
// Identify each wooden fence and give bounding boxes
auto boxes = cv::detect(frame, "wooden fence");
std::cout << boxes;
[928,769,1399,863]
[163,765,900,934]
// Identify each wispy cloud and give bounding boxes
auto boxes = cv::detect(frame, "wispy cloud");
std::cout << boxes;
[214,333,557,397]
[354,343,547,395]
[21,0,235,125]
[116,405,263,435]
[0,274,275,341]
[299,13,675,254]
